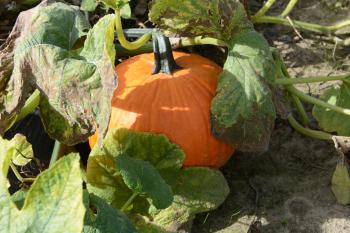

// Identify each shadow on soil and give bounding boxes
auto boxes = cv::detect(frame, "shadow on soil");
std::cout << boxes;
[192,121,350,233]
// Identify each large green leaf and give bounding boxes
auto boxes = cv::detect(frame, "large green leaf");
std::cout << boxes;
[312,80,350,136]
[0,136,85,233]
[6,3,117,145]
[83,194,137,233]
[87,128,184,212]
[116,154,173,209]
[149,0,252,41]
[211,30,276,151]
[150,167,230,231]
[0,1,55,133]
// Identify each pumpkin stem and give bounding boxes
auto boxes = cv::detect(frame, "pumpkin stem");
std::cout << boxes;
[152,31,181,75]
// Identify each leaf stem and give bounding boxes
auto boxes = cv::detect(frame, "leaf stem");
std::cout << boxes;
[252,0,276,20]
[16,89,41,122]
[290,94,311,126]
[121,192,138,212]
[10,163,36,183]
[274,74,349,85]
[115,10,151,50]
[287,115,332,140]
[252,16,350,34]
[49,141,63,167]
[280,0,298,18]
[285,85,350,117]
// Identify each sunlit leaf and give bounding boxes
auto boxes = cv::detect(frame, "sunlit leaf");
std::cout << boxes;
[312,80,350,136]
[331,161,350,205]
[87,128,184,212]
[211,30,276,152]
[81,0,98,11]
[0,136,85,233]
[99,0,129,10]
[149,0,252,41]
[10,134,33,166]
[151,167,229,231]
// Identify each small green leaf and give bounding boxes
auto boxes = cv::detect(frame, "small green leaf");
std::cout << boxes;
[149,0,252,42]
[331,161,350,205]
[211,30,276,152]
[0,136,85,233]
[83,194,137,233]
[100,0,129,10]
[87,128,184,212]
[10,134,33,166]
[312,80,350,136]
[120,3,132,19]
[151,167,229,231]
[11,189,27,209]
[116,154,173,209]
[81,0,98,11]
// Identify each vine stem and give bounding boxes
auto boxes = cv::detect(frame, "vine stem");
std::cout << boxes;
[287,115,332,140]
[290,94,311,127]
[285,85,350,117]
[121,192,138,212]
[10,163,36,183]
[115,10,151,50]
[252,16,350,34]
[252,0,276,20]
[49,141,63,167]
[274,74,349,85]
[280,0,298,18]
[16,89,40,122]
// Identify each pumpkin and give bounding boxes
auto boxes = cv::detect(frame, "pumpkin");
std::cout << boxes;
[89,51,234,167]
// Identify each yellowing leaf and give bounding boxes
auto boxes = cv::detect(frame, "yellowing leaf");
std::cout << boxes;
[331,161,350,205]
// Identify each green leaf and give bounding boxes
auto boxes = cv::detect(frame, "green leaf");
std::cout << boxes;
[331,161,350,205]
[83,194,137,233]
[11,189,27,209]
[10,134,33,166]
[211,30,276,152]
[120,3,132,19]
[312,80,350,135]
[0,136,85,233]
[130,214,174,233]
[87,128,184,212]
[6,3,116,145]
[116,154,173,209]
[100,0,129,10]
[81,0,98,11]
[151,167,229,231]
[149,0,252,42]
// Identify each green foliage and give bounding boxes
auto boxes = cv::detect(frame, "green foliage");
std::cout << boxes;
[116,155,174,209]
[87,128,183,212]
[6,3,117,145]
[312,80,350,136]
[211,30,276,152]
[151,167,230,230]
[81,0,98,11]
[99,0,129,10]
[83,194,138,233]
[331,161,350,205]
[149,0,252,41]
[7,134,33,166]
[0,136,85,233]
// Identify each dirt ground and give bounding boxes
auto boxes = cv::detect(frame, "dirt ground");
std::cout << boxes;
[193,1,350,232]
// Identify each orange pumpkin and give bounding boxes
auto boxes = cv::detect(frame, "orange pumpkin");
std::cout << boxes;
[89,51,234,167]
